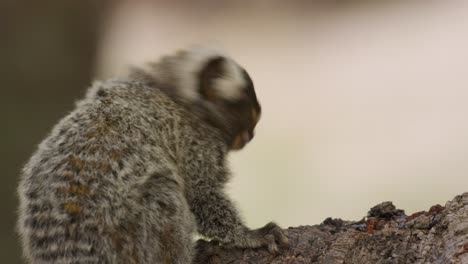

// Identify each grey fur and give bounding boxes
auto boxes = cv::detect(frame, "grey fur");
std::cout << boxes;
[17,48,288,264]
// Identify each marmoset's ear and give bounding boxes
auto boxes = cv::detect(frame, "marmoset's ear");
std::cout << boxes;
[198,56,225,102]
[198,56,247,104]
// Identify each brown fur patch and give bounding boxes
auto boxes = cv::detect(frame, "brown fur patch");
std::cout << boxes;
[69,155,84,170]
[64,202,81,216]
[111,232,124,252]
[57,184,89,197]
[110,150,122,161]
[111,226,140,264]
[99,163,111,173]
[70,184,89,195]
[86,160,98,169]
[85,145,100,153]
[85,130,98,138]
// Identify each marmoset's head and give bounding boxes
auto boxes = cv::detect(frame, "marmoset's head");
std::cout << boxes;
[132,48,261,150]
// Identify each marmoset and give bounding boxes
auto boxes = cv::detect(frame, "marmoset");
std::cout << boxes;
[17,48,288,264]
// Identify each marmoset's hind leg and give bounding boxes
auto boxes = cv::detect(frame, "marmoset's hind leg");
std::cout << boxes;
[156,203,195,264]
[130,170,196,264]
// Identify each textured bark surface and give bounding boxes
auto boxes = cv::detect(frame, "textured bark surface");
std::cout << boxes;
[194,193,468,264]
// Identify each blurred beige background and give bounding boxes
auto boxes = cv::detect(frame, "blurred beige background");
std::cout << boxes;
[96,1,468,227]
[2,1,468,263]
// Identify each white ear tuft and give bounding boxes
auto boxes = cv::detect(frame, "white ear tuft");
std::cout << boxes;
[212,58,247,101]
[176,47,224,101]
[175,47,246,102]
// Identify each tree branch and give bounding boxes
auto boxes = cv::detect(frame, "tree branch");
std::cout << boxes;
[195,193,468,263]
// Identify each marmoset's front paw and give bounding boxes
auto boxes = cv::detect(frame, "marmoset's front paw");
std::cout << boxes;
[229,222,289,254]
[254,222,289,254]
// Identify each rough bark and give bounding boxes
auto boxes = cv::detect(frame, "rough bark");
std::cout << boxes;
[194,193,468,264]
